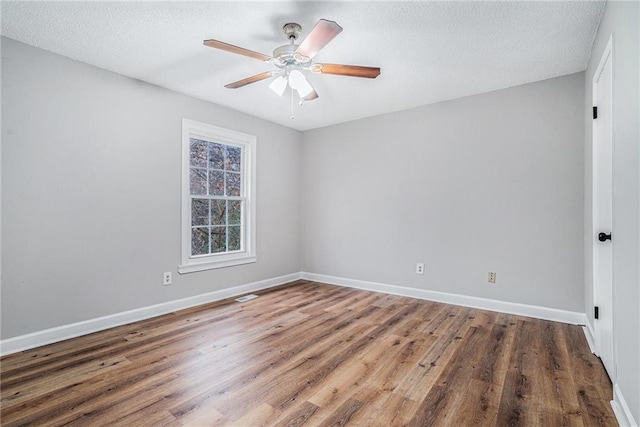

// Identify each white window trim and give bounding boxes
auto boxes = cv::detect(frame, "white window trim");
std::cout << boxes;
[179,119,256,274]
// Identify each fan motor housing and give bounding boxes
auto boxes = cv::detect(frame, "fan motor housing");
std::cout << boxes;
[273,44,310,67]
[273,44,297,60]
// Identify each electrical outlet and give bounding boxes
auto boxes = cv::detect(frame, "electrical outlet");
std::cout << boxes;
[416,263,425,275]
[163,272,172,286]
[488,272,496,283]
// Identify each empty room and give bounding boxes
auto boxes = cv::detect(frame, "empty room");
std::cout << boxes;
[1,1,638,426]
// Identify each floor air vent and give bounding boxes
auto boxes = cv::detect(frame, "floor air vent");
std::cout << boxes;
[235,294,258,303]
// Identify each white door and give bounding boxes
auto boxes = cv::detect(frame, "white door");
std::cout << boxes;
[592,37,615,380]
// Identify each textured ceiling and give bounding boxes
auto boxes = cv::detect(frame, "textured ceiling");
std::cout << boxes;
[1,1,605,131]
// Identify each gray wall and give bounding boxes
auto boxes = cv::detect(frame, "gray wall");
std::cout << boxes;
[2,37,591,348]
[584,1,640,420]
[1,38,302,339]
[302,73,585,312]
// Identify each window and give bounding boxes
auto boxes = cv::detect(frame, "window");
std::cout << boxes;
[179,119,256,273]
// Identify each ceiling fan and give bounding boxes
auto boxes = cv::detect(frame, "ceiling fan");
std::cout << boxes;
[203,19,381,103]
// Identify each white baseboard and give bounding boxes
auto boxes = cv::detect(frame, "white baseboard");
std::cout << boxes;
[0,271,590,358]
[0,272,302,357]
[612,383,638,427]
[301,272,584,325]
[581,315,597,354]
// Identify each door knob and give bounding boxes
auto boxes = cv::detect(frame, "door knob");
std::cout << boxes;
[598,232,612,242]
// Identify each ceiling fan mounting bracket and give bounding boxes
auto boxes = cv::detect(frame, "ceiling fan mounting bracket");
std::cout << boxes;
[282,23,302,41]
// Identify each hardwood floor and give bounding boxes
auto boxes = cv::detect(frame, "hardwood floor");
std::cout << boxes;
[1,281,616,426]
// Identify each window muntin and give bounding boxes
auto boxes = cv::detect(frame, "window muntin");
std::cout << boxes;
[180,120,256,273]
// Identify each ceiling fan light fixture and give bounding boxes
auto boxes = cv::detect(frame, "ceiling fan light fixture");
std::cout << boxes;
[303,89,319,101]
[296,83,314,98]
[288,70,314,97]
[269,76,287,96]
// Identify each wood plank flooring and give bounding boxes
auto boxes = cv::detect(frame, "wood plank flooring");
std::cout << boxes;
[0,281,616,426]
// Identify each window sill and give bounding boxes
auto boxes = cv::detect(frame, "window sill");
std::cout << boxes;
[178,255,257,274]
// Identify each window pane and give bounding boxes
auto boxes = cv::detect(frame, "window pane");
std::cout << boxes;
[210,227,226,253]
[209,170,224,196]
[190,168,207,195]
[190,139,207,167]
[191,227,209,255]
[191,199,209,226]
[228,200,241,225]
[228,226,241,251]
[227,146,241,172]
[226,172,241,196]
[209,143,225,170]
[211,199,226,226]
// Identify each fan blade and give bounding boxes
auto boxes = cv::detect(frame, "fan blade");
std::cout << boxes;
[317,63,381,79]
[204,39,272,62]
[295,19,343,60]
[225,72,273,89]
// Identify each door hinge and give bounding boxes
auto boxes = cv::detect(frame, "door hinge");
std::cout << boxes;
[593,106,598,119]
[595,306,599,320]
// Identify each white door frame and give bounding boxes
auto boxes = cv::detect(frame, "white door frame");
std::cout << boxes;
[591,34,616,381]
